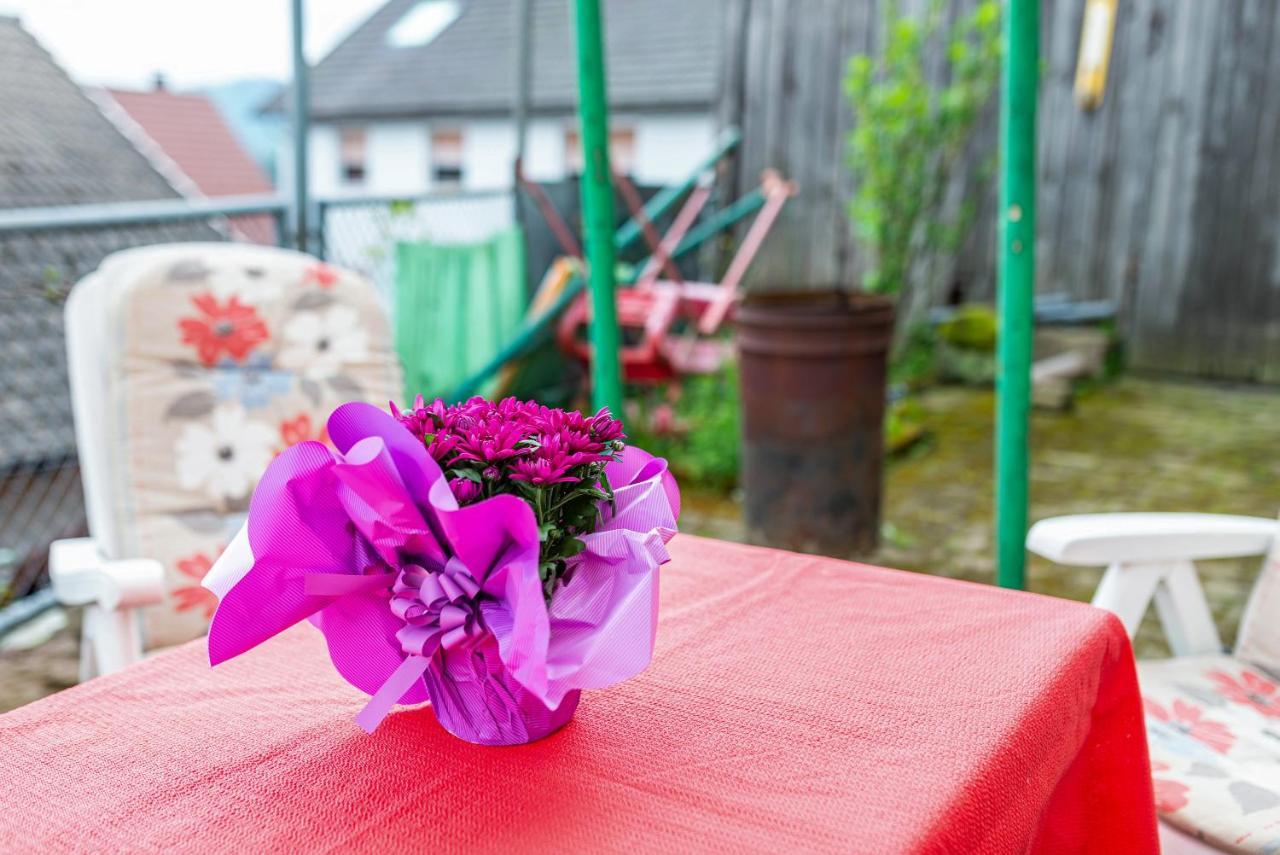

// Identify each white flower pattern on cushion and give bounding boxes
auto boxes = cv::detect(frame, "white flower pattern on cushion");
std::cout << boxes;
[278,305,369,382]
[208,265,283,305]
[175,404,276,501]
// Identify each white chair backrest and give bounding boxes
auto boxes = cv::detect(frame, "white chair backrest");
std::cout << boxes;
[1236,515,1280,673]
[65,243,401,647]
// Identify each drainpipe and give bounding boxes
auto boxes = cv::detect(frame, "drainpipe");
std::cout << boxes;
[513,0,533,275]
[514,0,532,180]
[290,0,310,254]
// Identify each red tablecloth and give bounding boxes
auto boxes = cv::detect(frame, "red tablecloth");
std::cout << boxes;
[0,536,1157,853]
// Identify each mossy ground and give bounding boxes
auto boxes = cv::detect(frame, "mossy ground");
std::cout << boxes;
[683,377,1280,658]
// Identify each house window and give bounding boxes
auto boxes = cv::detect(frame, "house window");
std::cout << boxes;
[338,127,366,185]
[431,128,464,188]
[565,127,636,176]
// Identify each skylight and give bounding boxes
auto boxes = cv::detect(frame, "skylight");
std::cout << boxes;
[386,0,461,49]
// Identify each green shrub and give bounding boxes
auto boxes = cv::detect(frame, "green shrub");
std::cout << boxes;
[628,365,741,494]
[844,0,1001,324]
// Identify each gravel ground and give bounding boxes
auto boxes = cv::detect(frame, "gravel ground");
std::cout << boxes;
[0,612,79,712]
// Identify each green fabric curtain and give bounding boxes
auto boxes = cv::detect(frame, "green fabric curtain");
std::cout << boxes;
[394,227,527,401]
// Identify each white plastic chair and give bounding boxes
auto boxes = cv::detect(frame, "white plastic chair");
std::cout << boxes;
[1029,513,1280,854]
[50,243,401,679]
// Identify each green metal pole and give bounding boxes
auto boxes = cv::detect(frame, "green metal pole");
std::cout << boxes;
[996,0,1038,589]
[571,0,623,417]
[290,0,310,253]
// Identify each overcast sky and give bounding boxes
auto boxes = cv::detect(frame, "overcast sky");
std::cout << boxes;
[0,0,386,89]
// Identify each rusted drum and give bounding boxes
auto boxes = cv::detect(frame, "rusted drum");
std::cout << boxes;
[736,291,894,556]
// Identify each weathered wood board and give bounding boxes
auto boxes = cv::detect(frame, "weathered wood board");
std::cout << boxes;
[720,0,1280,382]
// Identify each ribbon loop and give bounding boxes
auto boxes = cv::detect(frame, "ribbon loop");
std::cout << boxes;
[359,554,487,731]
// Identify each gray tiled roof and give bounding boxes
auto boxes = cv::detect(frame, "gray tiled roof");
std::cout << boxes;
[0,17,183,208]
[0,17,214,468]
[307,0,725,120]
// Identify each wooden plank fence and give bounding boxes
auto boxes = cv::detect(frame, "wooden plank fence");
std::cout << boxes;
[719,0,1280,382]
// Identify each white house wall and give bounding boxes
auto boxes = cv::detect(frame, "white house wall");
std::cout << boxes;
[631,114,717,186]
[460,120,515,191]
[303,113,714,197]
[524,121,570,182]
[303,122,431,198]
[368,123,431,193]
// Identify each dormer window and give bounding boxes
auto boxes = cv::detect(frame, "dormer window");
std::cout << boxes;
[387,0,462,49]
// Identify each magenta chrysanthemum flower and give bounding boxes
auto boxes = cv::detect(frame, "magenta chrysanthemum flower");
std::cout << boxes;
[427,433,461,462]
[508,457,577,485]
[449,477,482,505]
[589,407,625,442]
[388,396,629,600]
[453,421,529,465]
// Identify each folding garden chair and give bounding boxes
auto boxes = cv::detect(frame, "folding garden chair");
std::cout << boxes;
[1028,512,1280,854]
[556,169,796,384]
[50,243,401,679]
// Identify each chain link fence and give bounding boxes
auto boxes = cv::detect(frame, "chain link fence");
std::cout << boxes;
[318,190,515,306]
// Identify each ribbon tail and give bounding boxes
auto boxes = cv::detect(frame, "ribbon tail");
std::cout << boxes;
[355,655,430,734]
[304,571,394,597]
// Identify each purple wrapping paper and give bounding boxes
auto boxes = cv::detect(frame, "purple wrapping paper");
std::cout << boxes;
[203,402,679,742]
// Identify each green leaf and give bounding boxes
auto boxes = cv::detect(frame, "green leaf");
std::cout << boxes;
[560,538,586,559]
[598,469,617,514]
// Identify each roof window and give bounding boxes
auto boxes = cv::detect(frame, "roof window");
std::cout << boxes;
[386,0,462,48]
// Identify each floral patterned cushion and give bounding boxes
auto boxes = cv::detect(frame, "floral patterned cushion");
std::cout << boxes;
[1140,656,1280,854]
[104,244,400,647]
[1237,529,1280,676]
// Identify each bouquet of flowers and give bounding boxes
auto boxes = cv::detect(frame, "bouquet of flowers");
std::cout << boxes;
[203,397,679,745]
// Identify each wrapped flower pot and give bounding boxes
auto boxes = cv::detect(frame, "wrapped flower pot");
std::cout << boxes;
[203,397,679,744]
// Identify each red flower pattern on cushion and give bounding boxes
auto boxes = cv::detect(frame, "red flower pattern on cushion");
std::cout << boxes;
[1207,668,1280,718]
[1149,761,1191,814]
[279,413,329,449]
[303,263,340,288]
[172,552,218,618]
[1144,697,1236,754]
[179,294,269,366]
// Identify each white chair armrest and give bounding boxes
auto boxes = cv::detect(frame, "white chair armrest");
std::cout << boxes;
[1027,513,1276,566]
[49,537,165,611]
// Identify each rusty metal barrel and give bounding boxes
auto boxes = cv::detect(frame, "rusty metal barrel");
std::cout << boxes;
[735,291,895,556]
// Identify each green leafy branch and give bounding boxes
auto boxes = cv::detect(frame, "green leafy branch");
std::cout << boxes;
[844,0,1001,325]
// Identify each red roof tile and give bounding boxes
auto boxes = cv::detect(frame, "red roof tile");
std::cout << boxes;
[104,88,275,244]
